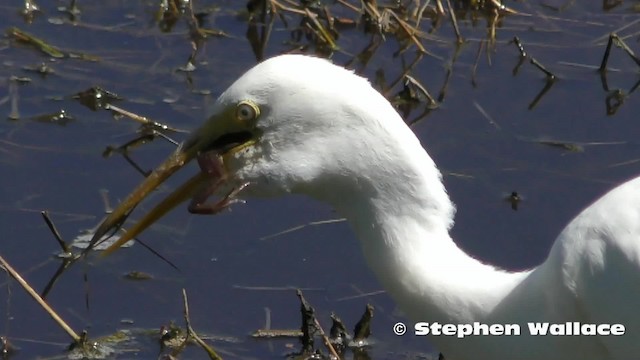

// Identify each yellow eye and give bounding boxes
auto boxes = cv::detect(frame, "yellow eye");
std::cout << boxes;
[236,101,259,122]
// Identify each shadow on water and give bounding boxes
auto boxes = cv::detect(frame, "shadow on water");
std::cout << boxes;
[0,0,639,358]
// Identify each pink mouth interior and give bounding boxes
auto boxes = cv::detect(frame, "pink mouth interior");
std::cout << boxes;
[188,151,248,215]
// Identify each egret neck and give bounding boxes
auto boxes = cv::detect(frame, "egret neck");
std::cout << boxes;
[293,97,530,328]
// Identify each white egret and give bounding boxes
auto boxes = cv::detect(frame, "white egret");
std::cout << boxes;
[90,55,640,360]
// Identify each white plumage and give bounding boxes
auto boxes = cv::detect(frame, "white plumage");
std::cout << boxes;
[95,55,640,360]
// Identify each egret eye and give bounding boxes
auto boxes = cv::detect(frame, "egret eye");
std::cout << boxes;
[236,101,259,123]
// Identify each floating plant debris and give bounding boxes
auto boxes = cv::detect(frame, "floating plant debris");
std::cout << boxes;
[73,86,123,111]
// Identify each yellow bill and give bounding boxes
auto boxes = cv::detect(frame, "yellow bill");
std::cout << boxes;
[87,99,261,257]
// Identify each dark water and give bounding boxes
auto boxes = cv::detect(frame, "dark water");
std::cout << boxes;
[0,1,638,359]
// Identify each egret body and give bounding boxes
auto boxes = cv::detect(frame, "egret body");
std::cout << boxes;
[91,55,640,360]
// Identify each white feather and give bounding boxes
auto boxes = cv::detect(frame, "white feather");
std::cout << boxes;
[211,54,639,360]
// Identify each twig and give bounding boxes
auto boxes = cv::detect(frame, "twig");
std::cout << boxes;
[251,328,303,338]
[471,40,485,87]
[0,254,81,342]
[445,0,463,44]
[260,218,346,240]
[271,0,306,15]
[600,33,640,72]
[181,289,222,360]
[335,0,359,12]
[105,103,187,133]
[473,101,501,130]
[435,0,445,14]
[6,27,65,58]
[599,33,614,72]
[303,8,338,50]
[530,57,555,79]
[528,79,556,110]
[437,44,463,103]
[7,78,20,121]
[489,0,518,14]
[512,36,526,57]
[404,74,438,106]
[511,36,556,80]
[414,0,431,29]
[384,8,427,53]
[41,211,71,254]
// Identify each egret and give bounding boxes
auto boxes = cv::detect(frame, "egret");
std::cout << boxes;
[90,55,640,360]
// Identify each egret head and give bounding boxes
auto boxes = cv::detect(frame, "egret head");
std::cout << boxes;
[90,54,407,254]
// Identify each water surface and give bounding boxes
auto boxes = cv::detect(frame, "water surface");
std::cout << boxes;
[0,1,638,358]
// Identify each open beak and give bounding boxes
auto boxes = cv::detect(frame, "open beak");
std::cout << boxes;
[87,105,257,257]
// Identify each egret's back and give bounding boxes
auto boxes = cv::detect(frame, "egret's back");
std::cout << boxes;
[549,177,640,358]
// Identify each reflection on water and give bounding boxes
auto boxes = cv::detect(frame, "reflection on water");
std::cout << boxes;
[0,1,639,358]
